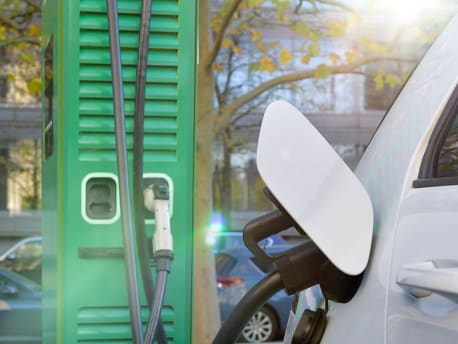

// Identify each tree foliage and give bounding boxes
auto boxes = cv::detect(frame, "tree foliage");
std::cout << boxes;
[0,0,41,102]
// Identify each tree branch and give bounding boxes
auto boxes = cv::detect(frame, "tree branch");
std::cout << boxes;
[0,13,21,31]
[0,36,40,47]
[23,0,41,10]
[214,79,223,106]
[295,0,307,14]
[317,0,356,13]
[214,55,417,135]
[222,49,235,101]
[206,0,244,69]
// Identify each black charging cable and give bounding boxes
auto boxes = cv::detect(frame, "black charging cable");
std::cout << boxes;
[213,272,283,344]
[106,1,144,342]
[132,0,168,342]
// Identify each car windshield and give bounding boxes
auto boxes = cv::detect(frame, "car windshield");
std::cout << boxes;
[10,240,42,258]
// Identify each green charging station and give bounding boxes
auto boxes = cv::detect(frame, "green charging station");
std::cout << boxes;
[41,0,198,342]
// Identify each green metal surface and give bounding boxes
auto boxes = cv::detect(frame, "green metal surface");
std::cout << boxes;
[42,0,198,342]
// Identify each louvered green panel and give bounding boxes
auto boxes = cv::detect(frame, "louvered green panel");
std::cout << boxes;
[79,0,181,162]
[77,306,175,342]
[42,0,197,343]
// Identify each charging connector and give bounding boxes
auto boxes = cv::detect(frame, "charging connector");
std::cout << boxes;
[144,184,173,256]
[143,183,173,344]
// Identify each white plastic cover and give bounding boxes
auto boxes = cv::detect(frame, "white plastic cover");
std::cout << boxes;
[256,101,373,275]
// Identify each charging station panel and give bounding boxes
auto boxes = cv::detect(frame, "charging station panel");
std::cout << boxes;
[42,1,197,342]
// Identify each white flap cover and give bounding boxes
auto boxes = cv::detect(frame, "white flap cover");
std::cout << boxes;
[257,101,373,275]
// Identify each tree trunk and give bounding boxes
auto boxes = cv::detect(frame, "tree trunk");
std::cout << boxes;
[193,1,221,342]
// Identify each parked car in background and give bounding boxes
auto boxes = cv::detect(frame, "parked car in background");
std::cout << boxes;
[213,231,295,342]
[0,237,42,285]
[0,268,41,343]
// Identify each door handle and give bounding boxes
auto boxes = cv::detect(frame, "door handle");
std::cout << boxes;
[396,260,458,302]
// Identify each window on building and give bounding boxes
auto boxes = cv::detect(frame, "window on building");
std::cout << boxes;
[0,77,7,102]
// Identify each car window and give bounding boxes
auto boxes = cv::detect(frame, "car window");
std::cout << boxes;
[2,271,40,292]
[436,116,458,177]
[215,253,236,275]
[12,241,42,259]
[415,85,458,187]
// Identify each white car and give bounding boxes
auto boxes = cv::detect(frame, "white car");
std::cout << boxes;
[278,13,458,344]
[215,13,458,344]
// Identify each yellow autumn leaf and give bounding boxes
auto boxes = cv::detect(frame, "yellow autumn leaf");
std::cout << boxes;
[256,41,267,53]
[327,20,347,37]
[307,42,320,57]
[259,55,276,73]
[248,0,263,7]
[276,13,288,23]
[28,23,40,37]
[273,0,290,11]
[240,22,249,31]
[221,38,232,49]
[27,77,41,96]
[214,63,223,72]
[386,73,401,88]
[232,45,242,55]
[230,27,239,36]
[269,41,280,47]
[250,29,262,41]
[279,48,292,66]
[314,64,331,79]
[301,55,311,64]
[374,73,384,90]
[329,53,340,65]
[345,50,358,63]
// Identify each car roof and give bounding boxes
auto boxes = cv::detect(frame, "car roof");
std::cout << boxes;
[0,236,42,261]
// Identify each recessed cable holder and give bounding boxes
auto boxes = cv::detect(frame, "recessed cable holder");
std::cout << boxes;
[212,188,363,344]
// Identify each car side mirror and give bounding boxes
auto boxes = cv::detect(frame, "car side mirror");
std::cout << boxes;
[256,101,373,275]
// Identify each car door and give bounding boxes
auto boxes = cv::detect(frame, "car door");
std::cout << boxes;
[387,85,458,344]
[0,271,41,342]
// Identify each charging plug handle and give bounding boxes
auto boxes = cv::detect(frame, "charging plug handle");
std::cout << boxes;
[243,209,296,263]
[244,205,363,300]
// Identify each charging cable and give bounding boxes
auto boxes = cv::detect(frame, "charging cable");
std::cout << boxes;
[143,184,174,344]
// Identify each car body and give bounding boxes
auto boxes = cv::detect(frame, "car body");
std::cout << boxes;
[0,237,42,285]
[281,13,458,344]
[0,268,41,343]
[215,239,294,342]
